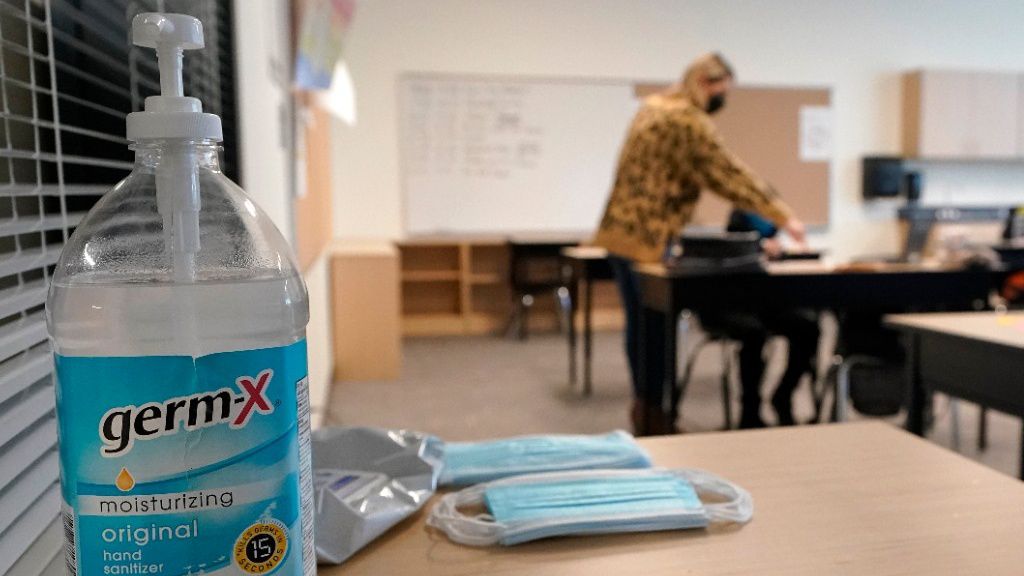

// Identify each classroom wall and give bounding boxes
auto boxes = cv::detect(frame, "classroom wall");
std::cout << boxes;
[330,0,1024,259]
[235,0,334,409]
[304,252,334,427]
[234,0,294,242]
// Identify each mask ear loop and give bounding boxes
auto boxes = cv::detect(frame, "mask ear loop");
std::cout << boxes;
[426,484,507,546]
[676,468,754,524]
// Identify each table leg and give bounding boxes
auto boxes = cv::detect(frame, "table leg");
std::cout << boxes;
[637,306,649,434]
[584,276,594,397]
[663,304,678,418]
[978,407,989,452]
[1019,423,1024,481]
[906,333,926,436]
[567,268,578,392]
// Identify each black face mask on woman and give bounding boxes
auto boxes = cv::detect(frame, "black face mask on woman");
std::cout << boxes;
[705,93,726,115]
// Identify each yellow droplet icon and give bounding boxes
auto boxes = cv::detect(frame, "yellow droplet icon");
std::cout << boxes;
[115,468,135,492]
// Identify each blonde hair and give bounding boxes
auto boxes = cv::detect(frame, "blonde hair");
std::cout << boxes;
[674,52,734,108]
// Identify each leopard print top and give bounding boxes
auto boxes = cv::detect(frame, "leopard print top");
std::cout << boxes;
[593,93,793,263]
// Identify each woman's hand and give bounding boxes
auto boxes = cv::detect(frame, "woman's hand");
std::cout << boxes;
[761,237,783,258]
[783,218,808,248]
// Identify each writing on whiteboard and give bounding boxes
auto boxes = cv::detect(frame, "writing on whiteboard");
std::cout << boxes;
[403,81,545,181]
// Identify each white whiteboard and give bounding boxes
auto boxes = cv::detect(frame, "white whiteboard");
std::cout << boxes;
[399,73,639,235]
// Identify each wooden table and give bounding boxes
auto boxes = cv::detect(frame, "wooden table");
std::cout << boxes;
[886,311,1024,478]
[559,250,823,397]
[321,422,1024,575]
[636,261,1005,419]
[561,246,614,395]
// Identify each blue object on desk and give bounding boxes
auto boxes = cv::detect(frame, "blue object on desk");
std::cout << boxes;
[727,209,778,238]
[439,430,652,486]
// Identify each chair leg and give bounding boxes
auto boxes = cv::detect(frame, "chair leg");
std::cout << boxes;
[518,294,533,340]
[504,294,520,339]
[555,286,571,334]
[978,406,989,452]
[815,358,839,422]
[676,337,707,399]
[720,343,733,430]
[673,335,709,427]
[950,399,962,452]
[811,369,826,424]
[836,360,851,423]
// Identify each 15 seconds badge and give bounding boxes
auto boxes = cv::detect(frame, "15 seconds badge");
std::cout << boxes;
[234,519,289,574]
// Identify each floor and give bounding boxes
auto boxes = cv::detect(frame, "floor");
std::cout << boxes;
[326,329,1021,479]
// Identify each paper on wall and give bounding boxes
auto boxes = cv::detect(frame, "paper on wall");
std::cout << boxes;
[799,106,833,162]
[294,106,310,199]
[295,0,356,90]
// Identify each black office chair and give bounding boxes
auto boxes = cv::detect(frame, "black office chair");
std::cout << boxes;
[506,241,573,339]
[817,347,958,450]
[668,229,822,429]
[674,313,742,429]
[673,313,807,430]
[829,356,906,421]
[816,313,907,423]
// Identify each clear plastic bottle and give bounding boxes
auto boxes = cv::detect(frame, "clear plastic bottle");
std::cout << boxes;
[48,142,309,358]
[47,13,314,576]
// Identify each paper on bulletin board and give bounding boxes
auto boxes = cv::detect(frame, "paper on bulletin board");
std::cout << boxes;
[799,106,833,162]
[295,0,356,90]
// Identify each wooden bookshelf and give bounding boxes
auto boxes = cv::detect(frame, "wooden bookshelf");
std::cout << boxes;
[398,236,507,336]
[401,270,462,282]
[468,273,505,285]
[397,235,621,336]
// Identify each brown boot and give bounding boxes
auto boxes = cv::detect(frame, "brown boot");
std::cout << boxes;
[646,406,679,436]
[631,401,678,436]
[630,400,649,436]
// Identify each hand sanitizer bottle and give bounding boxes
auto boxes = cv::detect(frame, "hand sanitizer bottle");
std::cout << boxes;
[46,13,314,575]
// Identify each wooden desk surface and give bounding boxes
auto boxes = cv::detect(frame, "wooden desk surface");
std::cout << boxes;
[397,231,592,247]
[561,245,608,260]
[398,233,509,246]
[322,422,1024,576]
[508,230,591,245]
[886,311,1024,350]
[635,259,966,278]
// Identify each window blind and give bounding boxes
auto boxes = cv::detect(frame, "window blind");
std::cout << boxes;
[0,1,239,574]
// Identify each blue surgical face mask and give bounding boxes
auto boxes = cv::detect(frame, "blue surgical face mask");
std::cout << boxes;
[439,430,652,486]
[427,468,753,546]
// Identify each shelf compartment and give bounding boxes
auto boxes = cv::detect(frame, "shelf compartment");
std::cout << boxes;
[403,313,466,337]
[468,273,505,285]
[402,281,461,316]
[399,244,461,274]
[402,270,461,282]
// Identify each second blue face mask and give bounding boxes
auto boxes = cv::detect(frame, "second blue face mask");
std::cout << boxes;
[428,468,753,546]
[438,430,653,486]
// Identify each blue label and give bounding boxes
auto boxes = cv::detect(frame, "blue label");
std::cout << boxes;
[55,340,314,576]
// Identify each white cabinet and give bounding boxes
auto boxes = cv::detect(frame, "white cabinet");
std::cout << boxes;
[903,70,1020,159]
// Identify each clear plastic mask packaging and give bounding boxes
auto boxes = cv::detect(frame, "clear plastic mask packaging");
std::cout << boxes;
[311,427,443,564]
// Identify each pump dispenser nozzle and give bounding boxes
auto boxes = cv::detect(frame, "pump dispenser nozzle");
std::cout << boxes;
[127,13,222,283]
[133,13,202,98]
[127,13,222,141]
